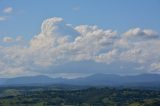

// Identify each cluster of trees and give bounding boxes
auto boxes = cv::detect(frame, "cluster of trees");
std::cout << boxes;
[0,87,160,106]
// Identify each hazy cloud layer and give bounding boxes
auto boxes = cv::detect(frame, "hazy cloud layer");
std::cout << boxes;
[0,17,160,77]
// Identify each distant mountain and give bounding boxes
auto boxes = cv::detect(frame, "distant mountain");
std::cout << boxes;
[65,73,160,87]
[0,73,160,88]
[2,75,65,86]
[66,73,122,86]
[0,78,8,85]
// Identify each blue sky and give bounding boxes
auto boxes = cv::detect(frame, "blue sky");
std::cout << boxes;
[1,0,160,38]
[0,0,160,78]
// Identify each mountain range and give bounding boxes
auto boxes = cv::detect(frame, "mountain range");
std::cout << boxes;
[0,73,160,88]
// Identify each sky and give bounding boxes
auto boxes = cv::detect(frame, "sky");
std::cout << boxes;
[0,0,160,78]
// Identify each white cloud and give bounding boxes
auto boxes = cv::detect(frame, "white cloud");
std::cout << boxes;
[1,36,23,43]
[15,36,23,42]
[120,48,142,63]
[0,16,7,21]
[30,17,78,48]
[151,62,160,71]
[3,7,13,13]
[3,37,13,43]
[0,7,13,22]
[124,27,158,39]
[114,38,130,48]
[0,17,160,77]
[29,18,117,67]
[95,49,117,64]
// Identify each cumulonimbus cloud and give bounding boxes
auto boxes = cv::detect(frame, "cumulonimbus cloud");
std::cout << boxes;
[0,17,160,77]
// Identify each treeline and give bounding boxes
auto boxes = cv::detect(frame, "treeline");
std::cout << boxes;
[0,87,160,106]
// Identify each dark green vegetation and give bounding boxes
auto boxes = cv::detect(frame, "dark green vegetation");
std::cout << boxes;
[0,86,160,106]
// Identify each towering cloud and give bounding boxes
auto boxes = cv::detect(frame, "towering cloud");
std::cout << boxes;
[0,17,160,77]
